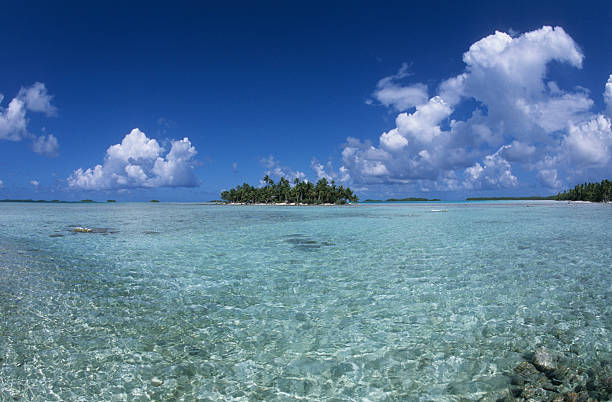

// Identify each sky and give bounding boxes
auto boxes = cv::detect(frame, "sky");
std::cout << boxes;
[1,0,611,201]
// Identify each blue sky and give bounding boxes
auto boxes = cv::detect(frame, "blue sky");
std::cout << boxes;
[1,1,611,201]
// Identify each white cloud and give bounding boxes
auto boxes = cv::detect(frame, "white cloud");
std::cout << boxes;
[605,74,612,117]
[32,134,59,157]
[259,155,306,183]
[537,169,562,189]
[499,141,536,163]
[68,128,199,190]
[339,26,611,191]
[0,179,3,188]
[371,63,429,111]
[310,159,349,183]
[463,148,518,189]
[561,115,612,168]
[17,82,57,116]
[311,159,333,181]
[30,180,39,187]
[0,98,27,141]
[0,83,59,156]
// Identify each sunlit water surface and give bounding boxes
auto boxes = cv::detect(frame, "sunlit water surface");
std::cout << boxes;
[0,202,610,400]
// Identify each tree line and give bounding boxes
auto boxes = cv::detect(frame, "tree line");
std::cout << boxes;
[220,176,358,204]
[555,179,612,202]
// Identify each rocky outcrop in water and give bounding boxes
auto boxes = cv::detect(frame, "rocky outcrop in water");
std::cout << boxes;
[501,348,612,401]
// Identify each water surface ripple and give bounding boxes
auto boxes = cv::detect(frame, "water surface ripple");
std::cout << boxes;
[0,202,610,400]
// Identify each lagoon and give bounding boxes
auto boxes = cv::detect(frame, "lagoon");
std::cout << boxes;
[0,201,610,400]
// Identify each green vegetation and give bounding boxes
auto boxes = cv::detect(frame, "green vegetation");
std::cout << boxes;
[386,197,440,202]
[467,196,556,201]
[221,175,358,204]
[150,199,160,203]
[80,199,95,203]
[363,199,383,202]
[555,179,612,202]
[107,199,116,202]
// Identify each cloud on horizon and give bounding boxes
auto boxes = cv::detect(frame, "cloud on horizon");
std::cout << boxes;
[339,26,612,192]
[0,82,59,157]
[68,128,198,190]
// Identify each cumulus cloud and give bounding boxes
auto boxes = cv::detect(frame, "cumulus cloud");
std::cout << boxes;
[0,83,59,156]
[0,97,27,141]
[537,169,562,189]
[30,180,39,187]
[463,148,518,189]
[371,64,429,111]
[338,26,612,192]
[17,82,57,116]
[310,158,349,183]
[605,74,612,117]
[32,134,59,157]
[68,128,198,190]
[260,155,305,183]
[311,159,333,181]
[561,115,612,168]
[0,179,3,188]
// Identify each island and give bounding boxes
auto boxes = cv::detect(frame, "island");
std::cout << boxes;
[220,176,358,205]
[466,179,611,203]
[386,197,441,202]
[466,196,556,201]
[555,179,611,202]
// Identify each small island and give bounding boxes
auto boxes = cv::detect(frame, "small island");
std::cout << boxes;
[555,179,611,202]
[362,197,440,202]
[466,196,556,201]
[221,176,358,205]
[386,197,441,202]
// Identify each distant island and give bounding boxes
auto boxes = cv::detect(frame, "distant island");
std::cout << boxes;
[467,180,611,203]
[466,196,556,201]
[386,197,440,202]
[363,197,440,202]
[555,179,611,202]
[221,176,358,205]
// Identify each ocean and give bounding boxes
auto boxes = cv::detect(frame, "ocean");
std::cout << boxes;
[0,201,610,400]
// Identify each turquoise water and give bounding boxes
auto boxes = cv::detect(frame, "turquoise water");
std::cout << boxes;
[0,201,610,400]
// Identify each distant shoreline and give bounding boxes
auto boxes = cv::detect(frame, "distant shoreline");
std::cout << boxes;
[465,196,556,201]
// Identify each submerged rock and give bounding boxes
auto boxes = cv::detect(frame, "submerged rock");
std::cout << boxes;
[533,347,558,372]
[151,377,164,386]
[503,349,612,401]
[70,226,118,234]
[49,233,64,238]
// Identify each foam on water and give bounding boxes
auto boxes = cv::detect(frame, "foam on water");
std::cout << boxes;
[0,202,610,400]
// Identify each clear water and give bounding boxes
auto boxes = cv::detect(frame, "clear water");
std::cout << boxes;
[0,201,610,400]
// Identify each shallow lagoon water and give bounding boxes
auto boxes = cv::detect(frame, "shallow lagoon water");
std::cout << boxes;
[0,201,610,400]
